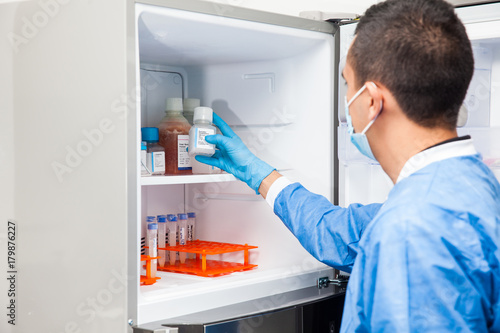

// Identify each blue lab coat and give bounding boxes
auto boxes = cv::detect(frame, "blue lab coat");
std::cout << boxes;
[273,154,500,332]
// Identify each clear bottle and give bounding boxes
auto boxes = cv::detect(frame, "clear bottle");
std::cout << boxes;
[141,127,165,176]
[177,213,188,264]
[183,98,200,126]
[187,212,196,259]
[147,222,158,278]
[167,214,178,266]
[158,98,192,175]
[157,215,167,267]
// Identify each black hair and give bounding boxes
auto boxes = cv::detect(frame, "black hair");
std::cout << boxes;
[349,0,474,129]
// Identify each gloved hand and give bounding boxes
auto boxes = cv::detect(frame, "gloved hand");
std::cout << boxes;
[195,113,275,194]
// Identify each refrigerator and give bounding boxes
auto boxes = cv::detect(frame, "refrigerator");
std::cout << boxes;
[1,0,499,332]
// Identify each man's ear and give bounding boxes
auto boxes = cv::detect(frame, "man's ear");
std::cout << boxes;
[366,81,383,120]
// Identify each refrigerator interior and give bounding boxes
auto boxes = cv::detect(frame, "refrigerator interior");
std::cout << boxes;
[135,3,336,324]
[337,3,500,208]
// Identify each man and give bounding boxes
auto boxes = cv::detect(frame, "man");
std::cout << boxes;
[196,0,500,331]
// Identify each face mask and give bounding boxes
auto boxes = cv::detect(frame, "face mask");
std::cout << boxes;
[344,82,382,161]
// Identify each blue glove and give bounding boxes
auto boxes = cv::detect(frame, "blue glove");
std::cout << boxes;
[195,113,275,194]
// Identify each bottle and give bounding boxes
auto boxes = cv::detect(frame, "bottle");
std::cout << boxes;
[157,215,167,267]
[183,98,200,126]
[188,107,216,157]
[158,98,192,175]
[141,127,166,176]
[147,222,158,278]
[140,142,149,176]
[187,212,196,259]
[167,214,178,266]
[177,213,188,264]
[189,107,220,174]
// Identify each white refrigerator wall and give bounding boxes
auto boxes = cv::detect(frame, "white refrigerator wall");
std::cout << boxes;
[136,3,336,323]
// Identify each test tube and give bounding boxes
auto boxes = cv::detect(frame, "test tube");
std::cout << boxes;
[178,213,188,264]
[147,222,158,278]
[167,214,178,266]
[157,215,167,267]
[187,212,196,259]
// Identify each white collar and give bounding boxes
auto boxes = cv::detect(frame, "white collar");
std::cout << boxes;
[397,138,478,183]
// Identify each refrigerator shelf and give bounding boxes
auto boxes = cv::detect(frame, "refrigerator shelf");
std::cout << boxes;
[157,240,258,277]
[141,173,236,186]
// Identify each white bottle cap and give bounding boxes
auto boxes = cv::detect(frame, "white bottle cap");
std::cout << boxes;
[183,98,200,112]
[165,97,183,112]
[193,107,213,123]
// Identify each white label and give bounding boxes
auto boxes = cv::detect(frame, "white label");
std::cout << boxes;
[194,127,216,150]
[179,227,186,245]
[141,149,148,175]
[177,135,191,170]
[149,238,157,264]
[152,151,165,172]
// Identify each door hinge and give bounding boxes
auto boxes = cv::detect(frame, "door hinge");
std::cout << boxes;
[317,275,349,289]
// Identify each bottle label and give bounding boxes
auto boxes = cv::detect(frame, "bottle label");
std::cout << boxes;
[177,135,192,170]
[151,151,165,173]
[194,128,216,150]
[141,150,148,175]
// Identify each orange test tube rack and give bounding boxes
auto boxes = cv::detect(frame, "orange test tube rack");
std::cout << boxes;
[157,240,258,277]
[140,254,161,285]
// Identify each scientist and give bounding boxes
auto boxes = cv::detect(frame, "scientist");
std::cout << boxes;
[196,0,500,331]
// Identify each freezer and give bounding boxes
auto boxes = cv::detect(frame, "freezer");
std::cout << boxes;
[2,0,500,332]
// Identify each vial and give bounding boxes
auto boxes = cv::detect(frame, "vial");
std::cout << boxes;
[141,127,165,176]
[147,222,158,278]
[187,212,196,259]
[140,141,148,176]
[158,98,192,175]
[178,213,188,264]
[157,215,167,267]
[167,214,178,266]
[188,107,216,158]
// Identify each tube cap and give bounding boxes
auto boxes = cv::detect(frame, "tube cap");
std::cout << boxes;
[178,213,187,220]
[157,216,167,223]
[146,216,156,222]
[141,127,159,143]
[187,212,196,218]
[166,97,183,112]
[147,223,158,230]
[193,107,213,123]
[167,214,177,222]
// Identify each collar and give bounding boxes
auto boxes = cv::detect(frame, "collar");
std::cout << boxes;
[396,136,478,183]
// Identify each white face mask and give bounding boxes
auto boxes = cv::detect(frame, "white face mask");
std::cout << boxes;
[344,82,382,161]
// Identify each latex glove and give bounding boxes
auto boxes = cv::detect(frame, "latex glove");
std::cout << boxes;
[195,113,275,194]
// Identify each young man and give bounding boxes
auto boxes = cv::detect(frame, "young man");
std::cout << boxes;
[197,0,500,331]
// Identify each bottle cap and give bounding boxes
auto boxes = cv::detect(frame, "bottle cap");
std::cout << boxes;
[157,216,167,223]
[147,223,158,230]
[141,127,159,143]
[178,213,187,220]
[183,98,200,112]
[167,214,178,222]
[187,212,196,218]
[166,97,183,112]
[193,107,213,123]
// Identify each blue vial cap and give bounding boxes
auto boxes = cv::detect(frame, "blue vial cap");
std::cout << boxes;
[141,142,147,150]
[178,213,187,220]
[147,223,158,230]
[146,216,156,222]
[187,212,196,218]
[167,214,177,222]
[141,127,159,143]
[158,216,167,223]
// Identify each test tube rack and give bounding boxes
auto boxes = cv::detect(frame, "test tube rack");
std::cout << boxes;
[157,240,258,277]
[140,254,161,285]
